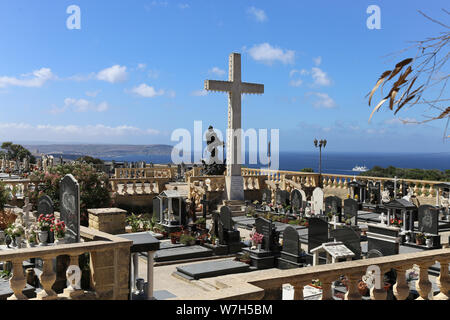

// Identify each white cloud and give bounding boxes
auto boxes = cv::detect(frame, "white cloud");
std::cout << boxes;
[131,83,165,98]
[191,89,208,96]
[247,43,295,65]
[51,98,109,113]
[308,92,336,108]
[0,68,55,88]
[0,123,160,140]
[148,70,160,79]
[178,3,190,9]
[209,67,226,76]
[97,65,128,83]
[313,56,322,66]
[86,90,101,97]
[289,79,303,87]
[247,7,267,22]
[137,63,147,70]
[311,67,331,86]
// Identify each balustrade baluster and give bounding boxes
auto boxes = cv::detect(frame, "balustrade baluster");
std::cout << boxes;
[435,259,450,300]
[292,281,309,300]
[320,277,334,300]
[344,273,363,300]
[393,265,412,300]
[7,260,27,300]
[416,262,433,300]
[37,256,57,300]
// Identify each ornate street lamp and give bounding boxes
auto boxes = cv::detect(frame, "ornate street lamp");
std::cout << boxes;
[314,139,327,187]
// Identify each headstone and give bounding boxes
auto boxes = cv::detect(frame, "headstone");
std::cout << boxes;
[217,206,241,253]
[276,189,288,206]
[60,174,80,244]
[324,196,342,220]
[291,189,303,212]
[261,188,272,203]
[278,226,306,269]
[418,205,439,235]
[152,197,161,223]
[367,224,400,257]
[308,217,329,252]
[37,195,54,215]
[330,226,361,259]
[343,198,359,225]
[312,187,324,214]
[255,217,279,252]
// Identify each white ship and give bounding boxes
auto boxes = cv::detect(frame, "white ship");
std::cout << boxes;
[352,165,368,172]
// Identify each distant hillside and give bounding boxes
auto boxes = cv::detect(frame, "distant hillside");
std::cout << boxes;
[24,144,175,158]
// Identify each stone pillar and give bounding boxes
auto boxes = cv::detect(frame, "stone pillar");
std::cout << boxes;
[344,273,362,300]
[7,260,27,300]
[320,277,334,300]
[37,257,57,300]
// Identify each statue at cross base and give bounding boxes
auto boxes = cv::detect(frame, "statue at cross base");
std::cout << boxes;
[201,125,226,176]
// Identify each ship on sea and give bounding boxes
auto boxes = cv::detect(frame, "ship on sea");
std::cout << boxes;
[352,165,368,172]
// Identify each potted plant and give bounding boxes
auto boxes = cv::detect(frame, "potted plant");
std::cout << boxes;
[180,234,196,246]
[125,213,142,233]
[51,219,66,245]
[169,231,181,244]
[195,217,206,230]
[238,252,251,264]
[416,232,425,245]
[390,217,403,228]
[6,222,25,248]
[251,232,264,250]
[37,214,54,245]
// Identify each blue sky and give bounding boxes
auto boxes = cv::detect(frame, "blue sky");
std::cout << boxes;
[0,0,448,153]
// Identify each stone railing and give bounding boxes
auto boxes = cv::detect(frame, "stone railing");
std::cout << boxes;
[114,167,175,179]
[1,226,132,300]
[188,248,450,300]
[321,173,444,198]
[242,168,319,190]
[188,176,226,205]
[110,177,170,196]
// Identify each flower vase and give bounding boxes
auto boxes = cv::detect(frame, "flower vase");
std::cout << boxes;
[426,238,433,248]
[28,241,36,248]
[257,243,262,251]
[38,231,48,246]
[15,236,23,249]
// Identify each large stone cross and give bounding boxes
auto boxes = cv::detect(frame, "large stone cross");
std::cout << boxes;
[204,53,264,200]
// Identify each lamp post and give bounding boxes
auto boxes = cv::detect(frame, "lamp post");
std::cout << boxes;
[314,139,327,187]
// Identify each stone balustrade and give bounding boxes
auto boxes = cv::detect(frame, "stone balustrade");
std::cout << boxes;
[110,178,170,196]
[0,226,132,300]
[114,167,175,179]
[321,173,444,199]
[187,248,450,300]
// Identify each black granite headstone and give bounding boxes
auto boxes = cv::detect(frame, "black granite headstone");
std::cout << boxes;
[291,189,302,212]
[255,217,280,252]
[418,205,439,235]
[261,189,272,203]
[324,196,342,219]
[344,198,359,225]
[307,217,328,253]
[59,174,80,244]
[220,206,233,230]
[37,195,54,215]
[282,226,300,256]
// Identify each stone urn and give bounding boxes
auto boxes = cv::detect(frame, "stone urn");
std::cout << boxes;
[38,231,48,245]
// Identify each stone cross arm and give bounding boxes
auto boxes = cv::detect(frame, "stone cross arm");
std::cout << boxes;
[204,80,264,94]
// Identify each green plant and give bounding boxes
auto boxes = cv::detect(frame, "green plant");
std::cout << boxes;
[195,217,206,225]
[125,213,141,232]
[288,220,299,225]
[27,162,111,226]
[180,234,196,246]
[0,269,11,279]
[238,252,251,262]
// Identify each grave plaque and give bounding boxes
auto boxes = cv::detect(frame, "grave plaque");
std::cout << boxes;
[308,217,328,252]
[60,174,80,244]
[291,189,302,212]
[418,205,439,235]
[37,195,54,215]
[343,198,359,225]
